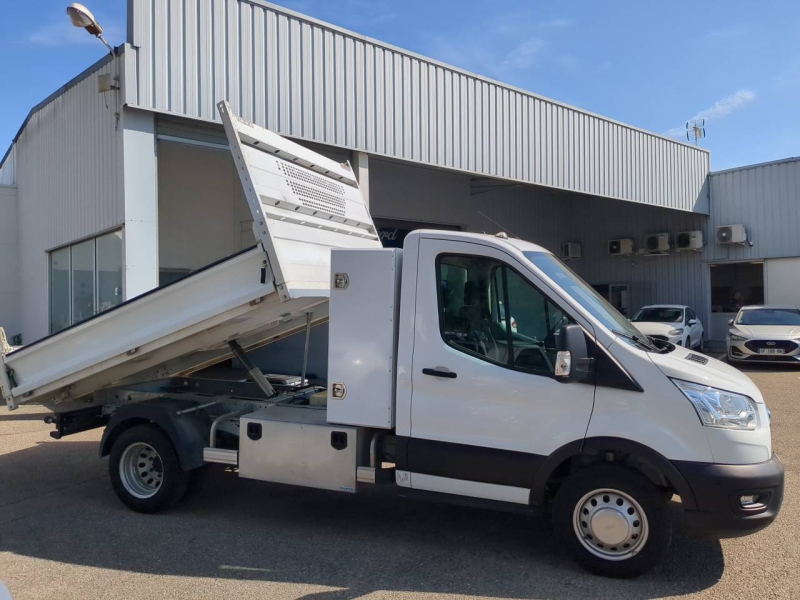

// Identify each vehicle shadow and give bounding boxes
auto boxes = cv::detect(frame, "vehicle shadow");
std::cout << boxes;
[734,362,800,375]
[713,354,800,374]
[0,440,725,599]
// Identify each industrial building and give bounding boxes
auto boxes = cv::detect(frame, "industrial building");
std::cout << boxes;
[0,0,798,351]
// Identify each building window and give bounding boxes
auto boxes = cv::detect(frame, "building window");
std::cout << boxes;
[710,262,764,313]
[49,230,124,334]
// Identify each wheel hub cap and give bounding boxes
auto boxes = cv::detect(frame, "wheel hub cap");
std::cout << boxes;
[573,488,649,561]
[119,442,164,499]
[591,508,630,545]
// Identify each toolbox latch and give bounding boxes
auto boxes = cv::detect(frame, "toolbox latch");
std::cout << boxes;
[330,431,348,450]
[247,422,262,441]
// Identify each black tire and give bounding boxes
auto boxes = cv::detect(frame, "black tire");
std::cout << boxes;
[552,464,672,578]
[109,424,191,513]
[686,336,691,350]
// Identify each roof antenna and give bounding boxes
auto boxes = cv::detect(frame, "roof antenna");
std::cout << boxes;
[476,211,520,239]
[686,118,706,146]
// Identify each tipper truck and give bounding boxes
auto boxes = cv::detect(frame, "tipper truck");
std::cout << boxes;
[0,102,784,577]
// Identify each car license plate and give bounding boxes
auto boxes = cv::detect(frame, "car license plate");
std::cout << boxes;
[759,348,784,355]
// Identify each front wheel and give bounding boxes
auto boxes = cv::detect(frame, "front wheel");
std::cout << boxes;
[109,424,191,513]
[552,465,672,578]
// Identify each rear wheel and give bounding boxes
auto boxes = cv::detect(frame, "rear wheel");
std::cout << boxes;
[109,424,191,513]
[552,464,672,578]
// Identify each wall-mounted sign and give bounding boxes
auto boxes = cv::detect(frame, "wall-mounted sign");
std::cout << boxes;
[374,219,461,249]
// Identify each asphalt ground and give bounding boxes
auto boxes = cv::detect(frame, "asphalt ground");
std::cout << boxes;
[1,362,798,600]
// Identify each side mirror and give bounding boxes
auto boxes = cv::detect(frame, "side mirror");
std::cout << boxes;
[728,319,734,326]
[688,319,698,326]
[554,324,592,384]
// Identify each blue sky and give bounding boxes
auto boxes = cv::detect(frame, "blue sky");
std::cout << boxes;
[1,0,798,170]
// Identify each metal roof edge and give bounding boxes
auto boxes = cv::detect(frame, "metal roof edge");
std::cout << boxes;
[0,47,123,169]
[242,0,710,154]
[132,103,711,215]
[711,156,800,176]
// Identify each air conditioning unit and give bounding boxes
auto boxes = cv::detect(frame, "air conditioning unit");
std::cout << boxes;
[643,232,670,253]
[561,242,581,260]
[716,224,747,245]
[676,230,704,251]
[608,239,634,256]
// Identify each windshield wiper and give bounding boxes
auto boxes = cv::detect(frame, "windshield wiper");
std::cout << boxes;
[612,329,657,352]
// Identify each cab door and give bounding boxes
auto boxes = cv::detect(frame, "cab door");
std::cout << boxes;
[406,237,596,503]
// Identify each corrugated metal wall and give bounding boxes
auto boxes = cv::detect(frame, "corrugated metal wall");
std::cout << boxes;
[14,58,125,342]
[0,145,15,185]
[126,0,710,212]
[708,158,800,261]
[0,185,19,337]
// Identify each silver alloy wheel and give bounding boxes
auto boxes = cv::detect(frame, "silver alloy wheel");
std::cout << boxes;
[573,488,649,561]
[119,442,164,499]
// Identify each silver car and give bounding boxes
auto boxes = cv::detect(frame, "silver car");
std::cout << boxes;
[727,305,800,364]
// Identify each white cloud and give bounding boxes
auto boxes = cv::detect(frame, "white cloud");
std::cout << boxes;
[500,39,546,71]
[426,14,572,78]
[27,20,123,47]
[664,89,756,138]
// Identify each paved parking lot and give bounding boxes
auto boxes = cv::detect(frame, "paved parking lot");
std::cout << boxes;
[1,363,798,600]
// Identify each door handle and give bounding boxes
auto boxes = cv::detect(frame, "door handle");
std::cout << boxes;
[422,368,457,379]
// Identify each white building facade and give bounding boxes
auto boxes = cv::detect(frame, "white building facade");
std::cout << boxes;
[0,0,797,346]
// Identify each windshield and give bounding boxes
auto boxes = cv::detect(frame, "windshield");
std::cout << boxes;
[632,307,683,323]
[737,308,800,326]
[524,251,646,343]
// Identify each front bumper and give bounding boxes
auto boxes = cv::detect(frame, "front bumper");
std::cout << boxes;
[728,338,800,363]
[673,454,784,538]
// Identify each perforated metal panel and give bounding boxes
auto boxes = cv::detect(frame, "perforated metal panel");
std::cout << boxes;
[218,102,381,299]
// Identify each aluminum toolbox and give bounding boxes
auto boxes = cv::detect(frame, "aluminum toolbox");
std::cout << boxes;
[327,248,401,429]
[239,405,358,493]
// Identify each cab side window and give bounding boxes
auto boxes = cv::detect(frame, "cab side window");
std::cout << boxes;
[436,254,574,378]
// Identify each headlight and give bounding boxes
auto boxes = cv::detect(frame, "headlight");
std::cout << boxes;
[671,379,758,430]
[668,328,684,336]
[728,331,748,342]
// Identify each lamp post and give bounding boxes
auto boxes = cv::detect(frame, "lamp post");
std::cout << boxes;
[66,3,113,54]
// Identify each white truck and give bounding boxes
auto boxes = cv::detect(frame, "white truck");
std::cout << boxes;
[0,103,783,578]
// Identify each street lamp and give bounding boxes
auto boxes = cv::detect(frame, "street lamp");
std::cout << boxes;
[66,3,113,54]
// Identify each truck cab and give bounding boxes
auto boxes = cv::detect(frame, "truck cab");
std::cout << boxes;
[378,229,781,576]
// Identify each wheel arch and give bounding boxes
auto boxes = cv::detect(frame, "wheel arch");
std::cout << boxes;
[530,437,697,510]
[99,400,210,471]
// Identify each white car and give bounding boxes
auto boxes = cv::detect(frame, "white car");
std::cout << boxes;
[631,304,704,350]
[727,305,800,364]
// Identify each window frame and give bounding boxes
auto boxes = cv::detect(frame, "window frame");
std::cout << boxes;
[48,246,72,335]
[434,252,575,379]
[48,228,124,334]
